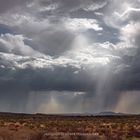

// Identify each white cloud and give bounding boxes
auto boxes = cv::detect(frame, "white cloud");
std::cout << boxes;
[0,13,51,36]
[0,34,44,57]
[66,35,120,66]
[83,1,107,11]
[39,3,59,12]
[0,37,122,71]
[94,12,104,16]
[115,7,140,18]
[104,0,140,28]
[120,22,140,47]
[64,18,102,32]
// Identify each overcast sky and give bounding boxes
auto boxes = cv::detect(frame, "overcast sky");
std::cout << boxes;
[0,0,140,114]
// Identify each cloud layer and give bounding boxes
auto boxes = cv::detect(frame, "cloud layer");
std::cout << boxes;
[0,0,140,113]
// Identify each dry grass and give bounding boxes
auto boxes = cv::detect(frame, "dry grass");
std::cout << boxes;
[0,113,139,140]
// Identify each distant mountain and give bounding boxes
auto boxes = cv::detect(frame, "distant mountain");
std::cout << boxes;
[96,111,125,116]
[0,111,138,117]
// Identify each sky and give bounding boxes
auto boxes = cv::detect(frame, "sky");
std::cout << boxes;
[0,0,140,114]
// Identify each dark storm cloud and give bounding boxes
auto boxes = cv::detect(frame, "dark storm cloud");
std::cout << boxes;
[116,55,140,92]
[0,0,107,56]
[0,0,140,113]
[0,0,31,13]
[0,54,96,92]
[39,0,107,13]
[29,29,75,56]
[0,47,131,112]
[0,90,29,112]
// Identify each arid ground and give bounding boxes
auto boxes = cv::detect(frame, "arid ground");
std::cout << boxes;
[0,112,139,140]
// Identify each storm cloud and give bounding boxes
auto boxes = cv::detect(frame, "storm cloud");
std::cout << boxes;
[0,0,140,113]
